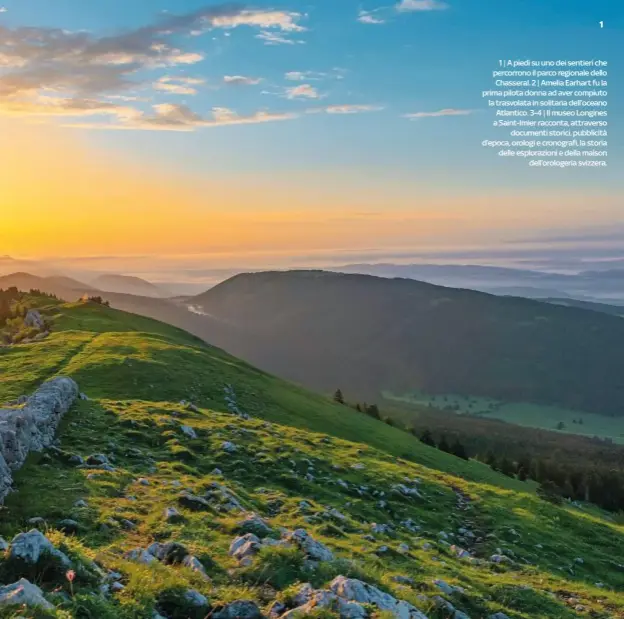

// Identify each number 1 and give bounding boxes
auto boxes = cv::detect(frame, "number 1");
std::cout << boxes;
[599,21,604,28]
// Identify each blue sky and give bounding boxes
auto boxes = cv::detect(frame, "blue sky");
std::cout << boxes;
[1,0,623,270]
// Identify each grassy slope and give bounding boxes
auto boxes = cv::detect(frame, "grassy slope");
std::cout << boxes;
[0,301,623,618]
[384,391,624,444]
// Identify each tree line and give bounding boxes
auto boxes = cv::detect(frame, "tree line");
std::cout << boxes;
[333,387,624,514]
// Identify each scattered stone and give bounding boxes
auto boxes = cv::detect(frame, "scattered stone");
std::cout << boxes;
[124,548,157,565]
[268,600,287,617]
[24,310,45,330]
[285,528,334,562]
[7,529,71,568]
[330,576,428,618]
[0,578,54,610]
[180,425,198,439]
[73,499,88,508]
[490,554,512,564]
[214,600,262,619]
[184,589,209,608]
[229,533,262,566]
[86,454,110,466]
[222,441,238,453]
[178,492,211,511]
[236,513,272,537]
[164,506,184,522]
[58,519,80,534]
[182,555,210,580]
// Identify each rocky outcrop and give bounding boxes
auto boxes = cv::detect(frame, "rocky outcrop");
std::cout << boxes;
[0,377,79,502]
[0,578,54,610]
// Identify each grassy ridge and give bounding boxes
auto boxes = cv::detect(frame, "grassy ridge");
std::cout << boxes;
[0,300,623,618]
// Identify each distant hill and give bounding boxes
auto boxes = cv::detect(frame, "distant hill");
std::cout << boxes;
[546,297,624,317]
[329,263,624,303]
[0,272,95,299]
[191,270,624,416]
[92,274,171,298]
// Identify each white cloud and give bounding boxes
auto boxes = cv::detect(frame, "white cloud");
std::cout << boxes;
[0,7,7,13]
[310,104,384,115]
[223,75,263,86]
[358,10,386,24]
[153,76,204,95]
[0,4,306,121]
[211,10,306,32]
[358,0,448,25]
[285,70,328,81]
[66,104,299,132]
[286,84,320,99]
[396,0,448,11]
[255,31,303,45]
[403,108,472,119]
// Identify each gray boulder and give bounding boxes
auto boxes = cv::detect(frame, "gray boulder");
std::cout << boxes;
[24,310,45,330]
[7,529,71,568]
[124,548,157,564]
[285,528,333,562]
[0,578,53,610]
[330,576,428,618]
[180,425,198,439]
[0,377,78,503]
[214,600,262,618]
[229,533,262,566]
[236,512,272,537]
[182,555,210,580]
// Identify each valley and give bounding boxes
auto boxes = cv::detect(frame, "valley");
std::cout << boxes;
[0,296,623,618]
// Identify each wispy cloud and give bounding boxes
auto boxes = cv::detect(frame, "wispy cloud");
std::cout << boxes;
[223,75,263,86]
[309,104,384,114]
[396,0,448,11]
[255,31,304,45]
[0,4,306,121]
[285,84,321,100]
[66,104,299,131]
[403,108,471,119]
[153,76,204,95]
[357,10,386,24]
[285,70,331,81]
[358,0,448,24]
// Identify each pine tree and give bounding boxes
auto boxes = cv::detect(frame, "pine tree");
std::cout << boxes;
[451,440,469,460]
[366,404,380,419]
[438,435,451,453]
[333,389,345,404]
[420,429,436,447]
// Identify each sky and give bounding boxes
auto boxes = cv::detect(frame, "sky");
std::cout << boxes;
[1,0,622,278]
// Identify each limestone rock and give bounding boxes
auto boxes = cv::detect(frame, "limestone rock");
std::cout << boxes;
[330,576,428,618]
[236,512,272,537]
[214,600,263,618]
[0,578,53,610]
[229,533,261,565]
[24,310,45,330]
[8,529,71,568]
[285,528,333,562]
[124,548,157,564]
[182,555,210,580]
[0,377,79,503]
[180,425,198,439]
